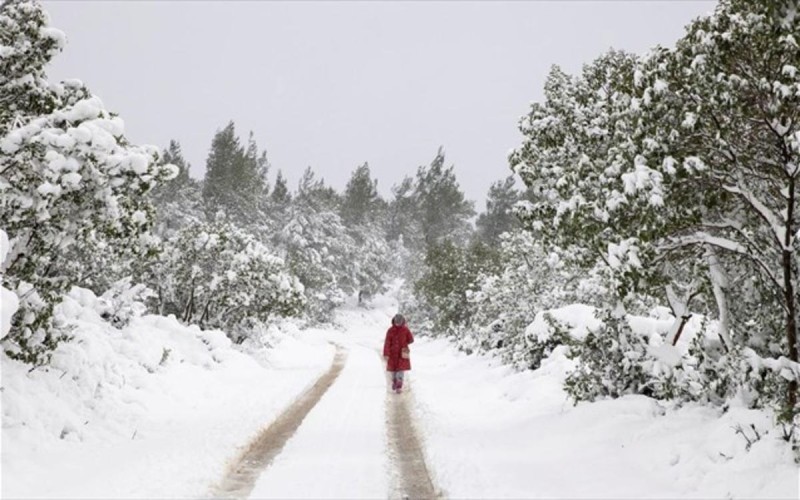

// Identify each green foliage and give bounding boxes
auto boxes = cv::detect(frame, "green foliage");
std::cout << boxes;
[0,0,175,364]
[340,162,385,226]
[475,176,522,245]
[202,122,268,227]
[149,218,305,337]
[564,309,652,402]
[150,140,204,238]
[414,239,501,332]
[413,147,475,250]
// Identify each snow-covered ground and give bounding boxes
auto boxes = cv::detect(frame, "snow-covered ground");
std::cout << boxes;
[411,338,799,498]
[2,286,798,498]
[1,288,335,499]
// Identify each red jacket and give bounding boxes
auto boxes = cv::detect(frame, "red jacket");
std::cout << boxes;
[383,324,414,372]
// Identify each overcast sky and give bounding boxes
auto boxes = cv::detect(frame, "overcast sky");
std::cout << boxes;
[43,0,716,208]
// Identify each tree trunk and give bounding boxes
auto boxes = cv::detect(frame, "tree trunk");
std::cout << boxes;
[671,315,692,346]
[705,246,731,351]
[182,283,195,324]
[665,283,699,346]
[783,177,798,412]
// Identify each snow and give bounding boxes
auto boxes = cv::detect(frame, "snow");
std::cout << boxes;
[1,230,19,340]
[526,303,600,342]
[410,337,799,499]
[3,287,798,499]
[2,287,335,499]
[249,344,389,499]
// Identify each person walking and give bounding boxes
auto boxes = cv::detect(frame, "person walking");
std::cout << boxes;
[383,313,414,394]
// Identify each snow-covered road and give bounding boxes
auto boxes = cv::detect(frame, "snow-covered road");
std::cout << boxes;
[245,299,438,499]
[247,343,389,498]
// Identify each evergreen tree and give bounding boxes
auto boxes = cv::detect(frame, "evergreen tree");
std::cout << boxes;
[296,166,340,213]
[413,147,475,249]
[641,0,800,414]
[413,239,502,333]
[387,175,421,248]
[270,169,291,209]
[150,217,305,339]
[340,162,383,226]
[475,176,522,245]
[0,0,63,133]
[151,140,203,237]
[162,140,190,187]
[203,121,239,214]
[509,0,800,422]
[338,162,391,302]
[202,122,268,226]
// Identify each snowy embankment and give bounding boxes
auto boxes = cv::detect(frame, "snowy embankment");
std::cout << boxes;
[1,287,334,499]
[409,305,799,499]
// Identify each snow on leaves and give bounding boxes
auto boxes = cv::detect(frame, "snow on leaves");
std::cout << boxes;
[0,0,175,363]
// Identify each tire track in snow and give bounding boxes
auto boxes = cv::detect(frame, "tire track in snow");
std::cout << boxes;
[386,370,440,499]
[209,345,347,499]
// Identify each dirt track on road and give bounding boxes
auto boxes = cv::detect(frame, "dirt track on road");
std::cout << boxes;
[386,382,439,499]
[210,346,347,499]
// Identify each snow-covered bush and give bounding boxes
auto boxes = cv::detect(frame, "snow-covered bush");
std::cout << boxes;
[96,277,154,329]
[561,305,800,430]
[276,201,357,321]
[458,230,602,364]
[149,219,305,339]
[565,308,668,402]
[0,0,176,364]
[1,229,19,339]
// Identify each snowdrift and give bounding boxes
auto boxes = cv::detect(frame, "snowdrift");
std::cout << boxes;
[410,305,800,499]
[1,286,335,498]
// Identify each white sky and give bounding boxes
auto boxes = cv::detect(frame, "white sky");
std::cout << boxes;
[43,0,716,208]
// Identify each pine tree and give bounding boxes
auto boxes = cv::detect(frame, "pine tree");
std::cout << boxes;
[296,166,340,212]
[203,121,240,216]
[150,140,203,237]
[270,169,291,208]
[641,0,800,413]
[0,0,63,133]
[475,176,522,245]
[202,123,268,228]
[387,176,420,247]
[413,147,475,249]
[151,217,305,338]
[340,162,383,226]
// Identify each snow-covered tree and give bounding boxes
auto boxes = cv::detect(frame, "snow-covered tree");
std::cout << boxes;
[340,162,385,226]
[150,218,305,339]
[0,0,176,364]
[413,239,502,333]
[510,0,800,419]
[270,169,355,319]
[475,176,523,245]
[269,169,291,209]
[202,122,267,227]
[414,147,475,249]
[462,230,587,366]
[646,0,800,414]
[151,139,203,238]
[339,163,391,302]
